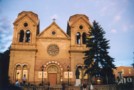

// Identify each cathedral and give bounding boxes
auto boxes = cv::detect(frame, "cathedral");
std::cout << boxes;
[9,11,91,85]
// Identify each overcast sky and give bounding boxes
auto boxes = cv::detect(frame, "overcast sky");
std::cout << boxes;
[0,0,134,66]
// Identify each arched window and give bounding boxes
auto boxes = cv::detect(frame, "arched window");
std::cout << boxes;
[76,32,81,44]
[82,32,86,44]
[19,30,24,42]
[15,65,22,80]
[25,30,31,42]
[22,65,28,81]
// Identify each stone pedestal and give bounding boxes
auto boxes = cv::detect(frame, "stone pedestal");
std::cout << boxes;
[75,79,81,86]
[90,84,94,90]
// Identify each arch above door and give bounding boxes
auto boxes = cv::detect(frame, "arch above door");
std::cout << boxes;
[44,61,63,86]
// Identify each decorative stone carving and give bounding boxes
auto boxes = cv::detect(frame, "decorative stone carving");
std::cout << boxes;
[47,44,59,56]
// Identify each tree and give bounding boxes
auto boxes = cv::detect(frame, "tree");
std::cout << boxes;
[0,48,10,88]
[132,63,134,68]
[84,21,116,84]
[132,52,134,68]
[0,52,3,88]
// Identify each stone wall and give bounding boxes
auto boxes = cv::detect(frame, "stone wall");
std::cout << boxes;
[93,84,116,90]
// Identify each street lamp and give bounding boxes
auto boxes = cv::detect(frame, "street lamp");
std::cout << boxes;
[41,65,44,85]
[67,65,70,86]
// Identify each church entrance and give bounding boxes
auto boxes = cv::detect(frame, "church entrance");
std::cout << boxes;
[47,65,60,86]
[48,73,57,86]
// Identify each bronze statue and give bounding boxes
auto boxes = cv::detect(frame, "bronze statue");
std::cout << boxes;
[75,67,80,79]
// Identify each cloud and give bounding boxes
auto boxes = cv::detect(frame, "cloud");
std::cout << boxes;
[99,1,117,16]
[122,0,129,3]
[122,25,128,32]
[111,29,117,33]
[0,7,2,14]
[100,6,108,16]
[121,24,134,32]
[113,10,124,23]
[130,24,134,30]
[114,15,121,22]
[0,17,12,52]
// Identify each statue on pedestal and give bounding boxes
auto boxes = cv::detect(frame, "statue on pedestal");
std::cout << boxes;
[75,66,80,79]
[75,66,81,86]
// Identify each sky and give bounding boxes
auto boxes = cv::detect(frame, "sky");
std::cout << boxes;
[0,0,134,66]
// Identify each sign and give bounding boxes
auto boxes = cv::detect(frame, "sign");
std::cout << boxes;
[69,72,73,78]
[64,72,73,78]
[38,71,47,78]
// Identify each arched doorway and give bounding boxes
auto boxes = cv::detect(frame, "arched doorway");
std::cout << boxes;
[14,64,29,82]
[22,65,28,82]
[15,65,21,80]
[47,65,60,86]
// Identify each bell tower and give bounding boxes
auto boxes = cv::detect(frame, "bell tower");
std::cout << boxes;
[67,14,91,46]
[67,14,91,81]
[12,11,39,45]
[9,11,39,83]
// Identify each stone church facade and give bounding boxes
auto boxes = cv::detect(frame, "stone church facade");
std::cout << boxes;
[9,11,91,85]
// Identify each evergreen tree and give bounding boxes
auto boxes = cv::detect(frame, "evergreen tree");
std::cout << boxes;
[84,21,116,84]
[0,48,10,88]
[132,63,134,68]
[0,53,3,88]
[132,52,134,68]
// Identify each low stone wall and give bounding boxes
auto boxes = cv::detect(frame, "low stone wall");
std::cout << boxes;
[93,84,116,90]
[6,83,134,90]
[22,86,80,90]
[22,85,117,90]
[66,86,80,90]
[23,86,49,90]
[22,85,116,90]
[21,85,134,90]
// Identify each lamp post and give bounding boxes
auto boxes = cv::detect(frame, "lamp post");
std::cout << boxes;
[41,65,44,85]
[106,73,108,84]
[81,66,85,83]
[67,65,70,86]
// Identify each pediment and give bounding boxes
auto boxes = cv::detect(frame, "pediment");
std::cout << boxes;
[38,22,70,39]
[71,17,91,27]
[13,14,38,25]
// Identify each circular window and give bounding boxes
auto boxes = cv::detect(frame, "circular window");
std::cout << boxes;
[24,23,28,27]
[79,25,83,29]
[52,31,56,35]
[47,44,59,56]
